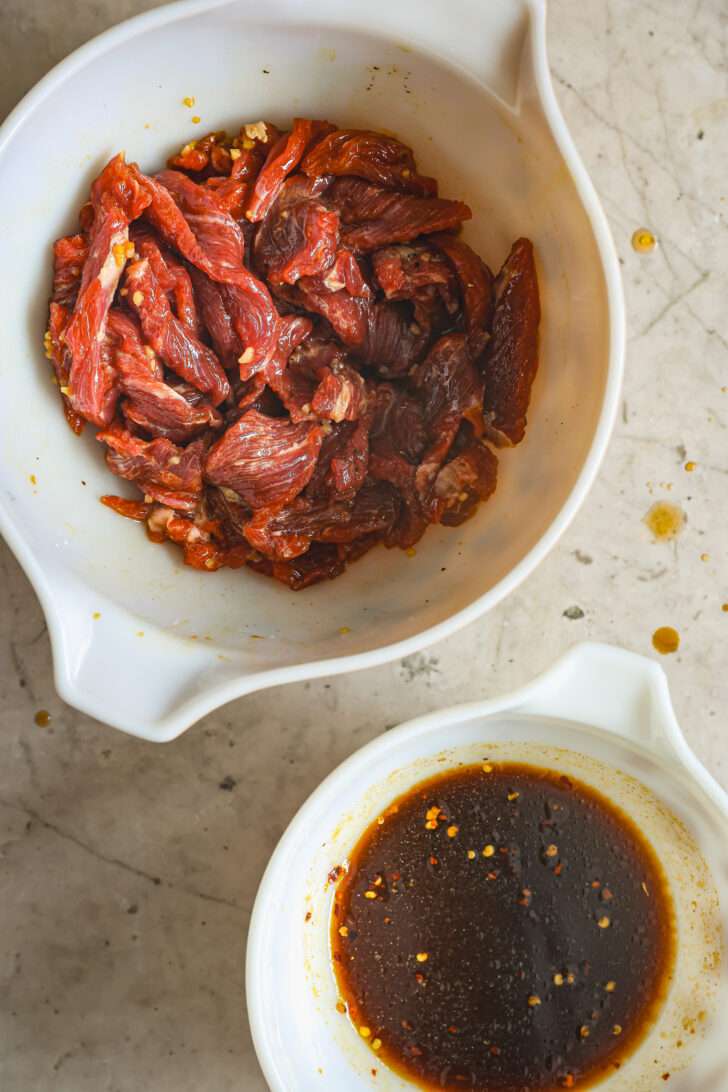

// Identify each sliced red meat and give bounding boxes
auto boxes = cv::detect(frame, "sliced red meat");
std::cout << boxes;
[431,438,498,525]
[137,166,278,368]
[371,240,458,333]
[290,280,370,345]
[385,494,429,550]
[63,154,151,425]
[205,409,322,509]
[301,129,436,196]
[240,313,313,412]
[206,150,262,219]
[482,237,540,446]
[268,357,318,423]
[96,421,204,511]
[370,382,427,463]
[429,231,494,352]
[311,361,369,422]
[135,239,200,335]
[276,338,370,423]
[327,418,369,496]
[372,241,456,299]
[326,177,470,252]
[100,495,153,521]
[349,300,429,375]
[148,168,246,279]
[246,118,313,222]
[106,310,223,442]
[411,332,484,430]
[47,302,85,434]
[303,420,354,499]
[410,332,485,501]
[204,485,252,546]
[143,504,250,572]
[52,233,88,309]
[187,267,241,368]
[269,543,345,590]
[368,451,428,549]
[244,481,398,561]
[254,174,340,286]
[168,131,234,176]
[123,385,222,443]
[125,258,229,405]
[299,248,372,298]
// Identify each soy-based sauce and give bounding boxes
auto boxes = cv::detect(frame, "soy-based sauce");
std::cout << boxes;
[330,763,675,1091]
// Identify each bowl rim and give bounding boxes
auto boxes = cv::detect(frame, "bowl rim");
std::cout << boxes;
[0,0,626,739]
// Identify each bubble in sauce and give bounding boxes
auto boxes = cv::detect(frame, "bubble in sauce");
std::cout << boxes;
[652,627,680,655]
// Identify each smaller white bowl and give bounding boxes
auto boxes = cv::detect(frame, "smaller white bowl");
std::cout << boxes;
[247,642,728,1092]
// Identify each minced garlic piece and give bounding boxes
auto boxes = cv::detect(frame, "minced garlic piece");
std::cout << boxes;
[244,121,268,142]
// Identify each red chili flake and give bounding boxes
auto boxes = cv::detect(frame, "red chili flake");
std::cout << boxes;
[555,862,563,875]
[328,866,343,884]
[409,1046,423,1056]
[488,871,498,880]
[448,1026,458,1034]
[430,856,438,865]
[304,911,312,921]
[592,880,601,888]
[490,1046,500,1056]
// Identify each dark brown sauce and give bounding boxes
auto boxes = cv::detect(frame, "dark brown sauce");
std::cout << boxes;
[331,763,675,1092]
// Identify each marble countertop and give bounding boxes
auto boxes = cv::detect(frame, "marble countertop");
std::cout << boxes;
[1,0,726,1088]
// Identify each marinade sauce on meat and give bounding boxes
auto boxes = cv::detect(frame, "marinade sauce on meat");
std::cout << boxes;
[330,763,675,1091]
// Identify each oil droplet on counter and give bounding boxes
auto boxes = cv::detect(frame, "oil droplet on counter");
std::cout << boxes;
[631,228,656,253]
[182,96,195,107]
[685,461,696,472]
[34,710,52,727]
[644,501,684,541]
[653,627,680,655]
[701,554,710,562]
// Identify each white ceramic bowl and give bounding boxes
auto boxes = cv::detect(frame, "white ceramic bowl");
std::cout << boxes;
[0,0,624,739]
[247,642,728,1092]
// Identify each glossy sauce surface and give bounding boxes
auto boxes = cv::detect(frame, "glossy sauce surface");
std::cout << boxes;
[331,763,675,1091]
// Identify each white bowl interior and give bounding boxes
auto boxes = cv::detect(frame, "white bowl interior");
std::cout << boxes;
[0,0,615,732]
[249,714,728,1092]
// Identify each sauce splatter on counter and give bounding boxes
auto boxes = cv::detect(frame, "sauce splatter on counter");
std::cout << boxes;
[631,228,656,253]
[644,501,684,542]
[652,627,680,655]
